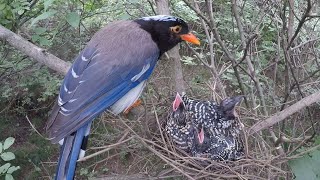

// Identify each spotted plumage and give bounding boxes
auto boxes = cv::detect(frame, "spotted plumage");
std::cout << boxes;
[166,95,193,151]
[204,133,244,161]
[166,92,244,161]
[182,94,243,137]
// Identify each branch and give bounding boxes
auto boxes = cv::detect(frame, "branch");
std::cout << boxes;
[0,25,71,75]
[78,136,133,162]
[183,0,249,105]
[233,34,258,68]
[274,135,312,147]
[185,43,211,69]
[190,0,226,97]
[181,0,212,29]
[290,37,320,51]
[286,0,312,49]
[249,91,320,134]
[155,0,186,93]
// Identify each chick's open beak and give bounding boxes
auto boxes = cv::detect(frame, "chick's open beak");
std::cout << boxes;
[197,127,204,144]
[180,33,200,45]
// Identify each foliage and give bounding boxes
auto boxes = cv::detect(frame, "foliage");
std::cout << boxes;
[288,149,320,180]
[0,0,30,29]
[1,0,320,178]
[0,57,61,114]
[0,137,20,180]
[181,55,197,65]
[171,0,198,22]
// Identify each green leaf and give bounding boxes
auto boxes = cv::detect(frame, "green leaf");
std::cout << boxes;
[0,3,6,11]
[1,152,15,161]
[128,0,139,3]
[181,56,197,65]
[44,0,55,11]
[66,12,80,28]
[5,174,14,180]
[3,137,14,150]
[0,142,2,153]
[0,163,11,174]
[119,13,130,20]
[38,36,51,46]
[34,27,46,34]
[7,166,20,174]
[31,34,40,42]
[17,9,25,15]
[288,149,320,180]
[314,136,320,145]
[35,166,41,172]
[30,10,56,26]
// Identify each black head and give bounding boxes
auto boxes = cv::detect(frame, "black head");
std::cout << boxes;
[134,15,200,54]
[220,95,244,119]
[191,125,211,154]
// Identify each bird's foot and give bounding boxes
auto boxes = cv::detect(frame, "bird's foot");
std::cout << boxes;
[123,99,142,115]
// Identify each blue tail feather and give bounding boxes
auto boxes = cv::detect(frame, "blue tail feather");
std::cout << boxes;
[55,123,91,180]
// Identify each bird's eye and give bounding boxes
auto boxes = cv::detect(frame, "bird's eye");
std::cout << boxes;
[170,25,182,34]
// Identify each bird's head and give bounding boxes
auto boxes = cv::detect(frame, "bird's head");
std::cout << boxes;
[191,124,210,154]
[135,15,200,53]
[171,92,187,126]
[195,124,205,145]
[220,95,244,120]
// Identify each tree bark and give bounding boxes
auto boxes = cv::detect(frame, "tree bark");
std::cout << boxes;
[0,25,71,75]
[155,0,186,94]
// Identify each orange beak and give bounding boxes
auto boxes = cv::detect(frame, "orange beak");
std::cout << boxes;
[180,33,200,45]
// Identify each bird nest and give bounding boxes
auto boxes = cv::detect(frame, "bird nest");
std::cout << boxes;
[148,110,289,179]
[89,95,293,180]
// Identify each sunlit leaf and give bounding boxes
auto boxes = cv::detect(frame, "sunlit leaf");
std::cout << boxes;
[30,10,57,26]
[5,174,13,180]
[66,12,80,28]
[1,152,15,161]
[17,9,24,15]
[44,0,55,11]
[0,163,11,174]
[3,137,14,150]
[7,166,20,174]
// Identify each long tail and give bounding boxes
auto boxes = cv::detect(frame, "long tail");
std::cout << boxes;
[55,122,91,180]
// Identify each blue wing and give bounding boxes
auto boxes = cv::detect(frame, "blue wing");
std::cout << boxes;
[47,21,160,180]
[47,20,160,143]
[48,45,159,142]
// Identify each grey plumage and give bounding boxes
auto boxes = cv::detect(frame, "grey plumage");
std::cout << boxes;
[47,16,200,179]
[46,21,159,143]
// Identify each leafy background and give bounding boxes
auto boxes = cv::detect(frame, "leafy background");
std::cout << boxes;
[1,0,320,179]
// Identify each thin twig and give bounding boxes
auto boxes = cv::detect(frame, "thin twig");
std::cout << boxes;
[78,136,134,162]
[25,115,46,139]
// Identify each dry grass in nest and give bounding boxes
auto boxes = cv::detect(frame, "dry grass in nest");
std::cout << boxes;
[85,92,306,180]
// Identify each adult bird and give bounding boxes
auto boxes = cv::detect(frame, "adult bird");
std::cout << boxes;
[46,15,200,180]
